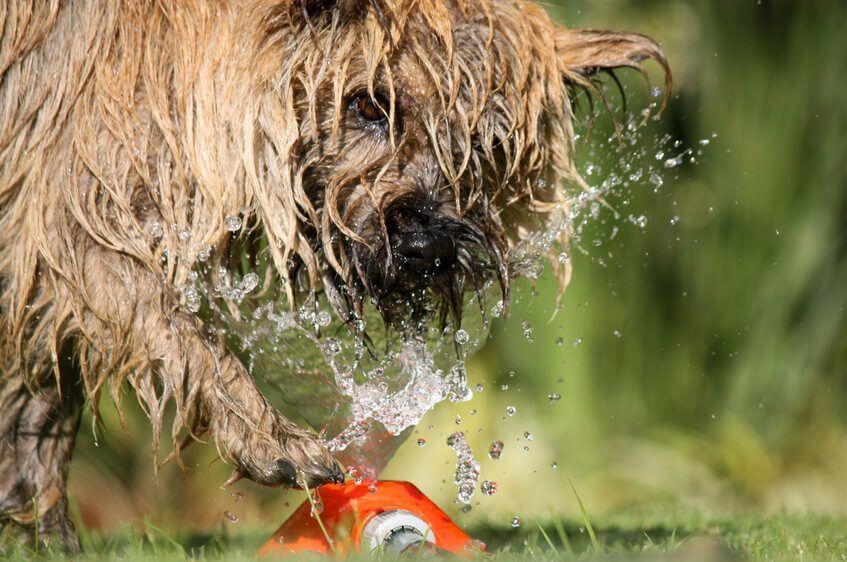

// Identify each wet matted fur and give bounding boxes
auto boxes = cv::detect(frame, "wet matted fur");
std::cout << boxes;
[0,0,668,551]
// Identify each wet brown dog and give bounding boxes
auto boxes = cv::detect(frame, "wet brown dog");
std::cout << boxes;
[0,0,668,552]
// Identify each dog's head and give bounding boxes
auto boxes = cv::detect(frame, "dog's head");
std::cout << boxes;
[195,0,669,337]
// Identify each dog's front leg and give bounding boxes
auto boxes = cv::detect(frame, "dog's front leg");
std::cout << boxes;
[0,368,83,553]
[133,285,344,489]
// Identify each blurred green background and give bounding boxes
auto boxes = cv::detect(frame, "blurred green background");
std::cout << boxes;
[67,0,846,542]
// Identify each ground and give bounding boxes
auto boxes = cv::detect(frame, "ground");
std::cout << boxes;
[2,513,845,561]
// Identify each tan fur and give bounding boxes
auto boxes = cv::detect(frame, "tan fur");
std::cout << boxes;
[0,0,668,550]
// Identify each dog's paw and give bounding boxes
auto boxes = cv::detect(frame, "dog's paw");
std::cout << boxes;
[259,431,345,489]
[222,421,344,489]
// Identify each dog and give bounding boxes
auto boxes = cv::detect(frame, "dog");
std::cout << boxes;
[0,0,668,552]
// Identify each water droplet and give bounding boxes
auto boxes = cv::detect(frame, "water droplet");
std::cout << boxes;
[239,272,259,294]
[521,321,534,341]
[613,330,623,338]
[231,491,244,502]
[474,384,484,392]
[551,462,558,469]
[488,440,504,460]
[455,415,462,425]
[317,310,332,327]
[490,300,505,318]
[224,214,243,232]
[310,498,323,516]
[523,431,533,441]
[506,406,516,416]
[650,86,662,98]
[629,214,648,229]
[346,466,363,484]
[669,215,680,226]
[197,243,212,262]
[573,338,583,347]
[557,252,569,264]
[555,337,564,347]
[325,338,342,355]
[547,393,561,402]
[150,222,164,238]
[481,480,498,496]
[224,511,239,523]
[500,384,509,391]
[664,157,682,169]
[183,287,201,313]
[417,438,427,447]
[511,516,522,528]
[454,329,469,345]
[447,432,480,504]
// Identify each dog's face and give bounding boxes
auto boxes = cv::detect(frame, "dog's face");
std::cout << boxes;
[212,0,667,339]
[292,3,567,332]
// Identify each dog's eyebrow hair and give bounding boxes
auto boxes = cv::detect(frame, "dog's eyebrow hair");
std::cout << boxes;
[369,0,392,40]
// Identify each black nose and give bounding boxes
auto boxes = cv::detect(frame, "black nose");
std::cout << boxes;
[393,229,457,274]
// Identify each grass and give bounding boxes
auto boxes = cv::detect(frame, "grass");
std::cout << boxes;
[3,512,846,561]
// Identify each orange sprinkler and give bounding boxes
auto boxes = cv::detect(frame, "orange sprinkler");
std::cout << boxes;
[260,480,484,557]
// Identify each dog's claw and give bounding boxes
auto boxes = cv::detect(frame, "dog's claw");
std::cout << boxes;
[276,431,344,489]
[222,469,244,488]
[288,459,345,489]
[248,457,343,489]
[310,462,345,486]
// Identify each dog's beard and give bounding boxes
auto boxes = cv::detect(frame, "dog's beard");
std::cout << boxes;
[346,216,508,341]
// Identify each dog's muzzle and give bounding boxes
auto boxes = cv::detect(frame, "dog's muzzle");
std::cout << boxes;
[348,201,499,328]
[392,228,457,275]
[385,205,460,282]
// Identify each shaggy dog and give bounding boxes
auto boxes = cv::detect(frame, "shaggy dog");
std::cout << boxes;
[0,0,668,552]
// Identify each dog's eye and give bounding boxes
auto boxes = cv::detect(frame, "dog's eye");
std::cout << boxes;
[351,92,390,126]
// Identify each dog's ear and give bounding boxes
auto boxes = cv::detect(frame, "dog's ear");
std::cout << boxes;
[556,29,672,107]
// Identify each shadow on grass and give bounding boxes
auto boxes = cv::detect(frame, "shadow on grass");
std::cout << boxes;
[470,521,693,553]
[180,531,266,556]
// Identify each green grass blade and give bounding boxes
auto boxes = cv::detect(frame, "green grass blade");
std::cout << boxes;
[536,521,558,554]
[142,520,185,555]
[568,478,600,552]
[551,515,574,555]
[301,479,337,555]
